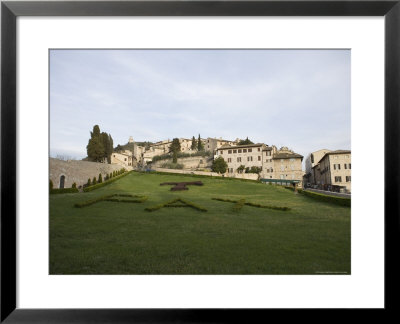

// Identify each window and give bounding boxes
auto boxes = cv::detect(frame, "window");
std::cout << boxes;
[125,158,127,161]
[258,156,261,161]
[258,148,260,152]
[266,151,271,156]
[248,149,252,152]
[228,150,232,154]
[349,163,352,169]
[247,156,253,162]
[233,150,237,153]
[237,157,241,162]
[280,175,285,179]
[334,164,336,170]
[338,164,341,170]
[344,163,347,169]
[346,176,351,182]
[238,149,242,153]
[220,151,223,154]
[228,158,232,163]
[243,149,247,153]
[267,169,270,173]
[335,176,342,182]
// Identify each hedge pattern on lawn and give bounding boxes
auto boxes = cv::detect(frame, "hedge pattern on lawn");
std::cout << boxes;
[50,188,79,194]
[212,197,290,211]
[160,181,204,191]
[295,189,351,207]
[83,171,131,192]
[74,194,148,208]
[145,198,207,212]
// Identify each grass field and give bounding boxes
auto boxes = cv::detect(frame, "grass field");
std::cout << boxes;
[50,171,351,274]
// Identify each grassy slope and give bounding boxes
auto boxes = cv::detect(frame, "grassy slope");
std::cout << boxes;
[50,172,351,274]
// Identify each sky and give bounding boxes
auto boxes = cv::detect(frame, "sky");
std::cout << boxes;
[50,49,351,164]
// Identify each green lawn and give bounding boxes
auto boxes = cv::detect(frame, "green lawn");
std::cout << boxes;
[50,171,351,274]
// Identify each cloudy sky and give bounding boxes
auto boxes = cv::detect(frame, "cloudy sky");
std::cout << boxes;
[50,49,350,163]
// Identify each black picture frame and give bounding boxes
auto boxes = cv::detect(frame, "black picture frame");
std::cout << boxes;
[1,0,399,322]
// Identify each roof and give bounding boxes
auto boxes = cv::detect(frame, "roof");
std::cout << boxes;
[218,143,264,150]
[326,150,351,155]
[273,153,303,159]
[262,147,272,151]
[318,150,351,163]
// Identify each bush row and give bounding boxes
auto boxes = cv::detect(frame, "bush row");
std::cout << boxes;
[297,189,351,207]
[233,199,246,211]
[145,198,207,212]
[212,197,290,211]
[152,151,212,163]
[50,188,79,194]
[83,170,130,192]
[160,162,184,169]
[74,194,147,208]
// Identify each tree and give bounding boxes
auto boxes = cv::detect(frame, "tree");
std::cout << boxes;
[87,125,105,162]
[237,165,246,173]
[87,178,91,186]
[191,136,197,150]
[71,182,77,189]
[238,137,254,145]
[170,138,181,163]
[197,134,204,151]
[92,176,97,185]
[49,180,53,190]
[98,173,103,183]
[212,156,228,174]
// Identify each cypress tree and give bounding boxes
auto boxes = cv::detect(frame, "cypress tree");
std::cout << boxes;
[191,136,197,150]
[197,134,204,151]
[98,173,102,183]
[93,177,97,185]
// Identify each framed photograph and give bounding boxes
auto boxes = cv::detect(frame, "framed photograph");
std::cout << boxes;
[1,0,399,322]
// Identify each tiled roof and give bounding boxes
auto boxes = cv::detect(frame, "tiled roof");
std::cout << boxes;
[218,143,264,150]
[273,153,303,159]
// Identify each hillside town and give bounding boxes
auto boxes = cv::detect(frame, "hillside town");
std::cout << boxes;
[110,136,351,193]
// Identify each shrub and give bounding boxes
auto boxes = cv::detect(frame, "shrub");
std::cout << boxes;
[98,173,103,183]
[49,180,53,190]
[71,182,77,189]
[212,197,290,211]
[87,178,91,186]
[109,173,112,179]
[50,188,79,194]
[92,177,97,185]
[83,171,131,192]
[145,197,207,212]
[160,162,184,169]
[299,190,351,207]
[75,193,147,207]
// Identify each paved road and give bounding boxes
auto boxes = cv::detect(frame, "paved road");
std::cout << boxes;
[304,188,351,198]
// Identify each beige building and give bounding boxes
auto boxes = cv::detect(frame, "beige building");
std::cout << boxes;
[205,137,238,154]
[111,151,134,169]
[312,150,351,192]
[267,146,303,185]
[216,143,266,175]
[304,149,331,185]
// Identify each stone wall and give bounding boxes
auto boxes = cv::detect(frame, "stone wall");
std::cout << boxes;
[151,156,213,170]
[50,158,125,189]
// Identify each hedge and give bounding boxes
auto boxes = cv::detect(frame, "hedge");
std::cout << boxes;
[83,170,130,192]
[152,151,212,163]
[145,197,207,212]
[297,189,351,207]
[212,197,290,211]
[74,194,147,208]
[50,188,79,194]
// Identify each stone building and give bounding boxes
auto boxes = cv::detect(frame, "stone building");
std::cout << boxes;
[215,143,266,175]
[111,151,134,168]
[312,150,351,192]
[268,146,303,184]
[304,149,331,185]
[205,137,238,154]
